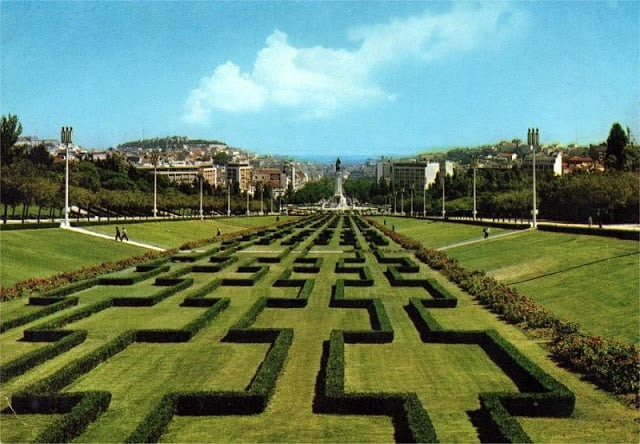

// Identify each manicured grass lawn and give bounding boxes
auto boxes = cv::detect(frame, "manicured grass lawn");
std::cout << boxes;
[0,229,147,288]
[369,216,510,248]
[87,216,297,249]
[445,230,639,343]
[1,215,638,442]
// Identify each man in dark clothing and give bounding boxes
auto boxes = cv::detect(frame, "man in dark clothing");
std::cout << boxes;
[115,226,121,241]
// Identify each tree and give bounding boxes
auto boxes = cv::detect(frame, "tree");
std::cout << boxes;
[1,114,23,164]
[605,123,629,170]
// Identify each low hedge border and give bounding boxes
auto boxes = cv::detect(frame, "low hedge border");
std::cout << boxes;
[191,255,238,272]
[367,217,639,396]
[181,279,222,306]
[111,277,193,307]
[538,223,640,241]
[386,268,458,307]
[221,266,269,286]
[292,257,322,273]
[270,274,315,308]
[128,305,293,442]
[1,329,87,383]
[331,280,393,343]
[406,298,575,440]
[134,298,230,343]
[316,330,437,443]
[0,296,79,333]
[13,296,232,443]
[97,264,170,286]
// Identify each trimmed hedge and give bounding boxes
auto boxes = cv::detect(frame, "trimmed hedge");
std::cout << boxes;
[1,330,87,383]
[24,299,113,341]
[367,217,640,396]
[0,296,79,333]
[24,391,112,444]
[222,266,269,286]
[538,223,640,241]
[135,298,230,342]
[317,330,437,443]
[331,280,393,343]
[112,278,193,306]
[98,264,170,285]
[405,298,575,440]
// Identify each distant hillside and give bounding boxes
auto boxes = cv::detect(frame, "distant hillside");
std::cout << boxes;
[118,136,227,150]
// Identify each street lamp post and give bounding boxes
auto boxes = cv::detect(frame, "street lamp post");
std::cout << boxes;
[60,126,72,228]
[527,128,539,228]
[441,175,446,219]
[401,188,404,215]
[227,179,231,217]
[246,185,250,216]
[152,153,158,218]
[422,187,426,218]
[260,186,264,215]
[472,156,477,221]
[199,169,204,220]
[410,189,413,217]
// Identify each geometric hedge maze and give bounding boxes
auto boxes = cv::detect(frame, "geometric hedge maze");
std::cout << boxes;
[1,214,574,443]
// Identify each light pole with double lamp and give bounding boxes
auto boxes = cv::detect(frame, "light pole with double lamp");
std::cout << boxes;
[60,126,72,228]
[527,128,539,228]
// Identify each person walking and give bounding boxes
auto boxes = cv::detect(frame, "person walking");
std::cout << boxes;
[115,226,121,241]
[121,227,128,241]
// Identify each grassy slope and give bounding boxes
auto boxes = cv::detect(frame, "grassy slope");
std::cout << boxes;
[446,230,639,343]
[86,216,295,249]
[0,216,296,289]
[0,229,147,287]
[370,216,510,248]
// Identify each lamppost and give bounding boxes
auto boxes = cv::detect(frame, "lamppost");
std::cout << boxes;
[422,187,426,218]
[472,155,478,220]
[246,184,250,216]
[199,168,204,220]
[527,128,539,228]
[441,175,446,219]
[401,188,404,216]
[260,185,264,215]
[227,179,231,217]
[410,188,413,217]
[152,152,158,218]
[60,126,72,228]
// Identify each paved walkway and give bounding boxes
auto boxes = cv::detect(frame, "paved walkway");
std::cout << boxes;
[61,225,166,252]
[437,228,532,251]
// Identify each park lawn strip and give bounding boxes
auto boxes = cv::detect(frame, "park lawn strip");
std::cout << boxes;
[0,229,147,287]
[445,230,639,343]
[369,216,510,248]
[86,216,299,249]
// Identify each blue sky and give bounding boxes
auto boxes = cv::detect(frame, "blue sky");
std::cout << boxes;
[2,1,638,158]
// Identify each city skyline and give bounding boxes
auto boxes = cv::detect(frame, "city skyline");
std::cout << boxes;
[2,1,638,157]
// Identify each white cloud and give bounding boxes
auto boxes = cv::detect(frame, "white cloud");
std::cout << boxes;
[184,2,524,123]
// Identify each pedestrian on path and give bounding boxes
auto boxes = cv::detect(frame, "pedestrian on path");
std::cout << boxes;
[115,226,121,241]
[121,227,128,241]
[483,226,490,239]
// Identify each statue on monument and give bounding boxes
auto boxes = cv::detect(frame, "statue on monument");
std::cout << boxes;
[335,157,341,172]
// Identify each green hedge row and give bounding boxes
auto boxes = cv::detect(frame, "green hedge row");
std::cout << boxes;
[192,255,238,272]
[25,391,112,444]
[111,277,193,306]
[292,257,322,273]
[38,277,100,298]
[180,279,222,306]
[317,330,437,443]
[270,277,315,308]
[222,266,269,286]
[128,315,293,442]
[406,298,575,439]
[97,264,170,285]
[134,298,230,343]
[258,247,292,264]
[1,330,87,383]
[331,280,393,343]
[538,223,640,241]
[24,299,113,341]
[0,296,78,333]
